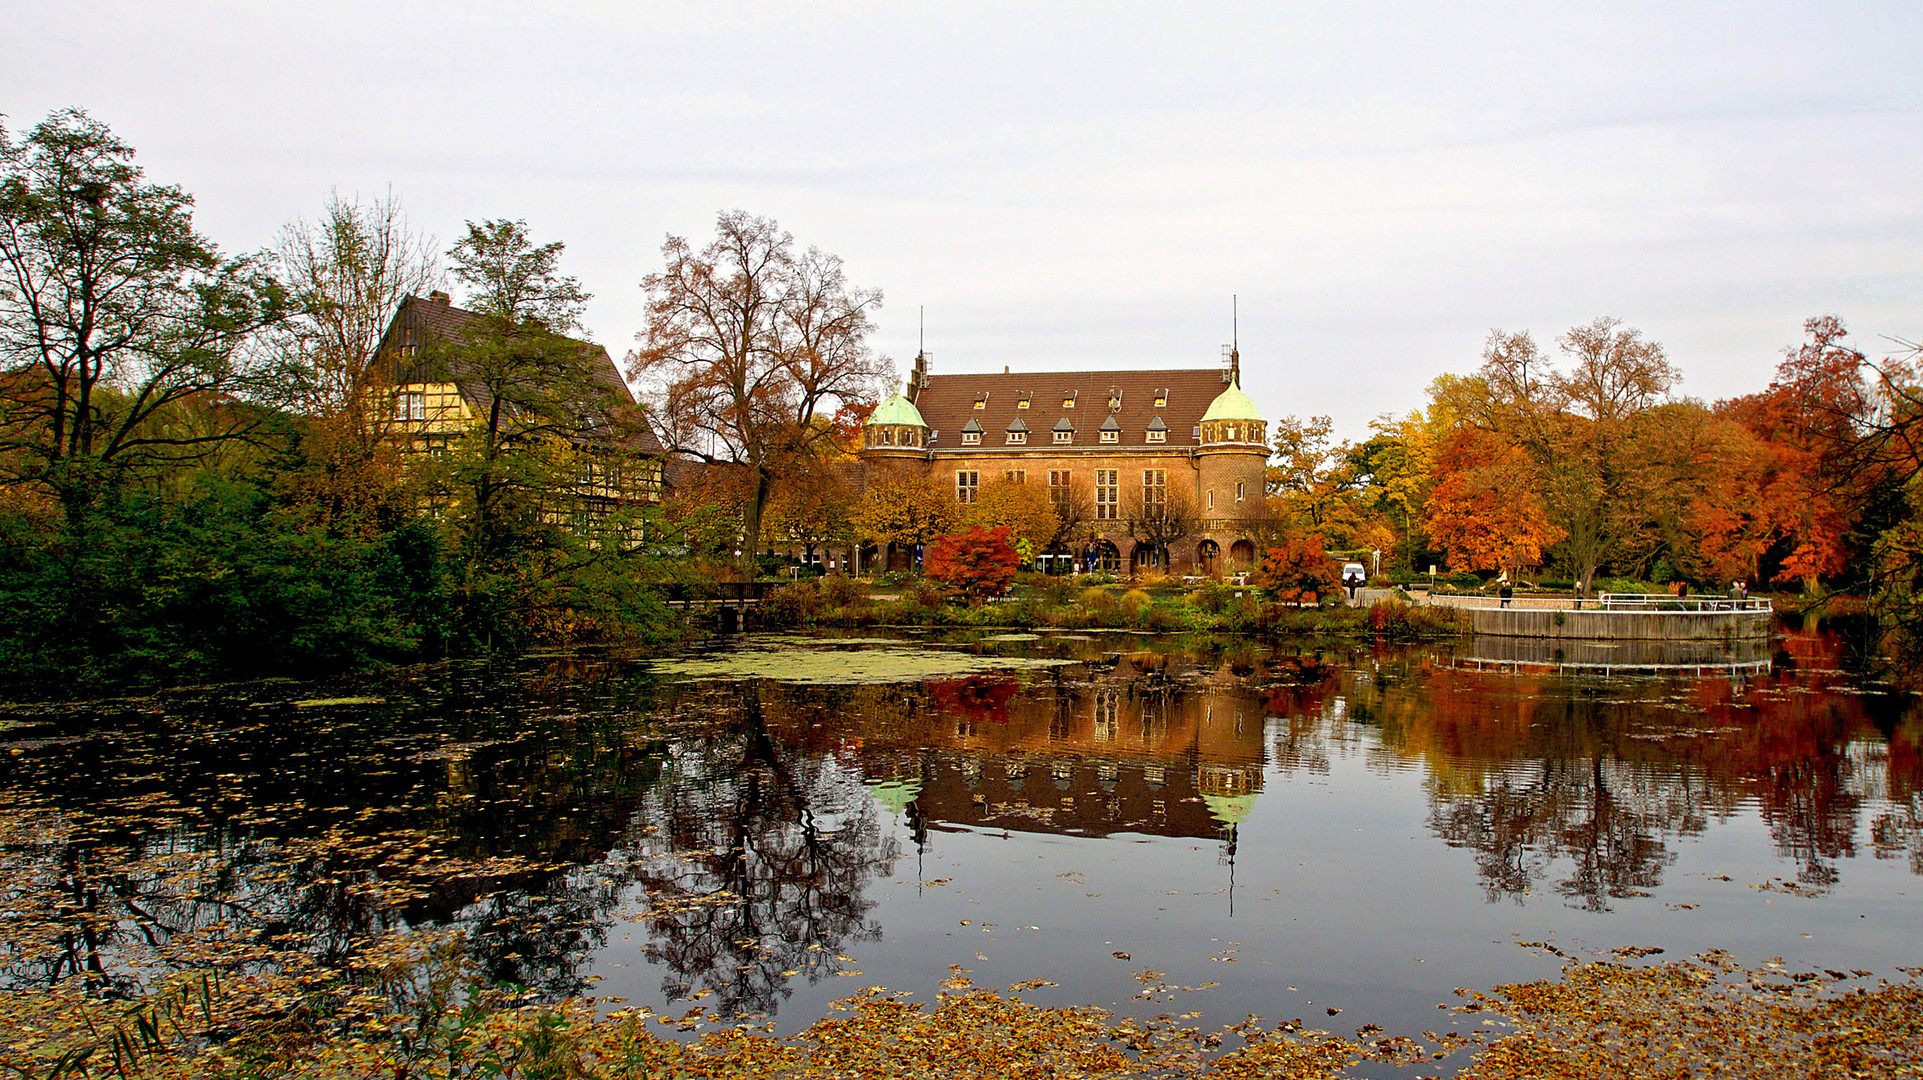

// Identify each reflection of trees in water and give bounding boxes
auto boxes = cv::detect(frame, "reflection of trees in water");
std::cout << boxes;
[0,668,673,1000]
[1426,757,1705,910]
[630,683,895,1018]
[1265,644,1923,906]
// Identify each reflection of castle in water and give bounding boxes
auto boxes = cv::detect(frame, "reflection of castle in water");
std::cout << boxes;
[853,653,1267,841]
[1439,634,1772,677]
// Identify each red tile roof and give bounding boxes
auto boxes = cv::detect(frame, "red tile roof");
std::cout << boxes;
[913,368,1237,451]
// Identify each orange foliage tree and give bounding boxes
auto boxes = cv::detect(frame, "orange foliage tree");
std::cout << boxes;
[1423,428,1563,574]
[923,526,1020,604]
[1255,536,1342,605]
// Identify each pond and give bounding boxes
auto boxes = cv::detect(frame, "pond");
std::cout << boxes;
[2,627,1919,1065]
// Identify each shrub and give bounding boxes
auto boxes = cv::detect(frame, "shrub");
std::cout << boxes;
[820,574,869,608]
[761,580,823,627]
[1033,574,1079,605]
[1190,579,1229,614]
[1118,589,1153,618]
[924,526,1021,604]
[1255,537,1342,606]
[906,579,947,610]
[1079,587,1117,614]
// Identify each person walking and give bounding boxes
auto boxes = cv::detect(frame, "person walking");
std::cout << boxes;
[1499,579,1513,608]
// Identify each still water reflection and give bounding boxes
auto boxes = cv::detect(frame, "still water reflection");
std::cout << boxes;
[2,628,1919,1042]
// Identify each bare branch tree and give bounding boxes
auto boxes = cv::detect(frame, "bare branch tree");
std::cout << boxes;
[629,211,889,564]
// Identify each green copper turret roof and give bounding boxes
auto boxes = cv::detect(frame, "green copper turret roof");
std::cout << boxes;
[1200,380,1262,423]
[866,392,927,428]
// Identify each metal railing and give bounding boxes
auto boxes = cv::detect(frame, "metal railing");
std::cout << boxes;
[1594,593,1772,613]
[1429,592,1771,613]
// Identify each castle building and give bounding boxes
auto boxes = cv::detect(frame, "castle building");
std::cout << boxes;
[859,351,1269,575]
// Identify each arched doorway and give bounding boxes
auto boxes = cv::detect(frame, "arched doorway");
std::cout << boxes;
[1229,539,1257,569]
[1130,543,1165,575]
[1088,540,1121,573]
[1196,539,1221,576]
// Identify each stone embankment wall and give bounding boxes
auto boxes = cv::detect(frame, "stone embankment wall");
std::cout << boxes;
[1467,607,1772,641]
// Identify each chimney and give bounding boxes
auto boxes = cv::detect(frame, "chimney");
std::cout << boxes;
[428,290,450,304]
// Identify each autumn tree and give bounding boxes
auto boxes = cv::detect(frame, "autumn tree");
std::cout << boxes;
[964,477,1058,561]
[630,211,889,566]
[765,464,858,567]
[258,192,441,533]
[1424,427,1563,575]
[0,109,286,522]
[1431,319,1679,593]
[852,470,957,561]
[260,191,440,419]
[924,525,1020,604]
[1255,536,1342,606]
[1353,405,1450,572]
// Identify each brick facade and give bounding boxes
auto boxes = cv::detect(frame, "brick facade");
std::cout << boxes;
[858,363,1269,575]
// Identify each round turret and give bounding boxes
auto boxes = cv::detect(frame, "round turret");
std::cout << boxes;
[862,390,928,455]
[1199,381,1265,446]
[1195,379,1267,520]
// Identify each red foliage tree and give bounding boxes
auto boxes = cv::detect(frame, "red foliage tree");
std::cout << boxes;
[1255,536,1343,606]
[923,526,1020,604]
[1424,428,1563,574]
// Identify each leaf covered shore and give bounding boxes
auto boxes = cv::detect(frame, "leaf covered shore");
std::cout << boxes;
[4,939,1918,1079]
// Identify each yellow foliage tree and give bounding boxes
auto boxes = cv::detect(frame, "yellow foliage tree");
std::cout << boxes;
[853,471,957,554]
[964,478,1059,561]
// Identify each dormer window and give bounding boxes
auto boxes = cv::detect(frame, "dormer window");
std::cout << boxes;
[1146,415,1167,443]
[1100,415,1121,444]
[1062,391,1077,408]
[1053,417,1074,445]
[1017,394,1031,409]
[1007,431,1026,444]
[1100,429,1119,444]
[1154,390,1168,408]
[962,431,981,445]
[973,393,988,410]
[1108,392,1122,410]
[1146,429,1165,443]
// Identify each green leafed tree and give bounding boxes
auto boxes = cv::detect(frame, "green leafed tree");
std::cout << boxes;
[0,109,286,522]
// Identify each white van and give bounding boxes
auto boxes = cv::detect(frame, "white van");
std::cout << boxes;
[1340,562,1367,585]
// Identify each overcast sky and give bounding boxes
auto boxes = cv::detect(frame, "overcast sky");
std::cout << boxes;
[9,2,1921,437]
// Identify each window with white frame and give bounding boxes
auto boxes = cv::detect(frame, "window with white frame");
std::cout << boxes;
[1054,428,1072,444]
[962,430,981,445]
[1003,469,1026,484]
[1142,470,1166,514]
[398,390,426,422]
[956,470,979,503]
[1236,480,1246,502]
[1100,428,1118,444]
[1049,469,1071,509]
[1006,430,1026,444]
[1096,469,1118,520]
[1146,428,1165,442]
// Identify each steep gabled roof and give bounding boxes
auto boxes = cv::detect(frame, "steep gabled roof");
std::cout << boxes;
[375,294,660,452]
